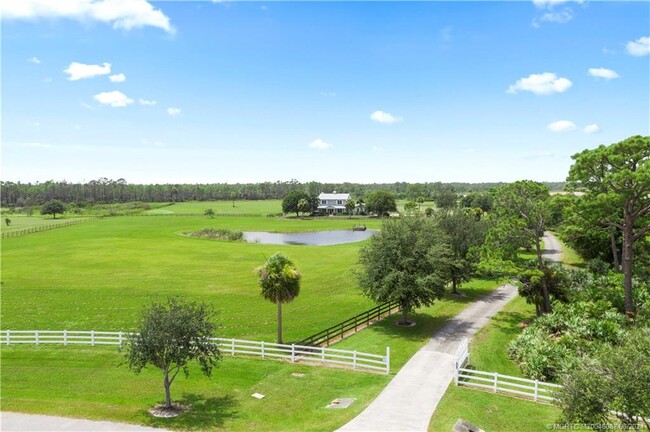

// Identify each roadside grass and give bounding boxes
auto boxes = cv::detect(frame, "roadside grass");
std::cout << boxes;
[553,234,585,269]
[1,215,382,341]
[0,345,391,431]
[467,296,535,376]
[427,385,560,432]
[334,278,503,371]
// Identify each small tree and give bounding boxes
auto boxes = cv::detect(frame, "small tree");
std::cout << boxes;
[230,191,237,208]
[345,198,356,218]
[297,198,311,216]
[123,298,221,411]
[403,201,418,216]
[357,217,451,325]
[256,253,301,344]
[204,208,215,218]
[41,199,66,219]
[282,190,310,217]
[365,190,397,217]
[4,218,10,226]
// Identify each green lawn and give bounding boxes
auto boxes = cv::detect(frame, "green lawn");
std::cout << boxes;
[0,215,91,233]
[143,200,284,215]
[1,345,391,431]
[1,215,383,341]
[428,385,560,432]
[552,234,585,269]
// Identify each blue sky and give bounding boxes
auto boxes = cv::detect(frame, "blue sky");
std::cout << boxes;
[2,0,649,184]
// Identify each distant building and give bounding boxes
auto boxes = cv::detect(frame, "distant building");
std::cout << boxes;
[317,192,350,215]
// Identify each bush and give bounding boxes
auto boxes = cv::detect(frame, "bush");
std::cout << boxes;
[190,227,243,241]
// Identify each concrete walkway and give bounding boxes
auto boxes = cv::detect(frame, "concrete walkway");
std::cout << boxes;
[0,412,169,432]
[339,232,563,432]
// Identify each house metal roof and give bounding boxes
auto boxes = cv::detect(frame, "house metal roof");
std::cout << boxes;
[318,192,350,200]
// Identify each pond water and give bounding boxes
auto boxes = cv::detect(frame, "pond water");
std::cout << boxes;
[243,229,376,246]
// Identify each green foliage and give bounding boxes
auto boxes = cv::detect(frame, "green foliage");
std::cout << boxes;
[517,262,570,316]
[403,201,418,215]
[345,198,356,216]
[190,227,243,241]
[424,207,434,217]
[434,189,457,210]
[203,208,215,218]
[282,191,317,216]
[357,217,451,324]
[123,297,221,409]
[255,253,301,343]
[567,135,650,316]
[508,301,628,381]
[40,199,66,219]
[556,329,650,430]
[437,211,489,292]
[459,192,493,213]
[365,190,397,217]
[5,218,11,226]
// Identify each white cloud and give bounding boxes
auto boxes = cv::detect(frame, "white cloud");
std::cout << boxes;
[28,56,41,64]
[588,67,619,80]
[539,9,573,24]
[64,62,111,80]
[166,107,181,116]
[108,73,126,82]
[2,0,174,34]
[320,91,336,97]
[139,98,157,106]
[583,124,600,134]
[547,120,576,132]
[93,90,134,107]
[507,72,572,95]
[370,110,403,124]
[626,36,650,57]
[309,139,333,151]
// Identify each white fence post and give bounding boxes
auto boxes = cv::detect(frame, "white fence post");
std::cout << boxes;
[353,351,357,370]
[6,330,10,346]
[118,331,122,348]
[261,341,265,359]
[534,379,539,402]
[321,347,325,365]
[493,372,498,393]
[231,338,235,356]
[454,362,459,385]
[291,344,295,362]
[91,330,95,347]
[35,330,39,345]
[385,346,390,374]
[64,330,68,346]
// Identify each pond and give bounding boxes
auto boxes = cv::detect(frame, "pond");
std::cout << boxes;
[243,229,376,246]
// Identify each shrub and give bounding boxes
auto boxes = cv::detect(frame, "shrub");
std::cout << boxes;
[190,227,243,241]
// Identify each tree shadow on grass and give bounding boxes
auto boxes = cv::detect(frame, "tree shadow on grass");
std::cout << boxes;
[145,393,239,430]
[488,311,531,336]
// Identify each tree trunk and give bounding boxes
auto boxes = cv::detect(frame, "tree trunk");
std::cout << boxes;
[451,276,458,294]
[163,369,172,409]
[535,235,552,313]
[400,306,409,325]
[622,210,635,317]
[609,227,620,271]
[277,302,283,344]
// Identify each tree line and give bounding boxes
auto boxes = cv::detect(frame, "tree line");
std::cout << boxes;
[0,178,565,207]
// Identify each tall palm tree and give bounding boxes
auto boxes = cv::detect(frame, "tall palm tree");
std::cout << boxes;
[255,253,301,344]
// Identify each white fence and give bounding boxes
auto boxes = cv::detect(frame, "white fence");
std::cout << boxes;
[452,336,561,402]
[455,368,562,402]
[0,330,390,374]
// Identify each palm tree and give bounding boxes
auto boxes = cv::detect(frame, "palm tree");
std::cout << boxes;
[255,253,301,344]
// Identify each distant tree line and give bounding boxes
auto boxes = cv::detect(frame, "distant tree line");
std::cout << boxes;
[0,178,566,207]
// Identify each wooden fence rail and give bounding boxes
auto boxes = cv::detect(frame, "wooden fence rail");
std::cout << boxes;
[297,301,401,347]
[0,330,390,374]
[1,218,97,239]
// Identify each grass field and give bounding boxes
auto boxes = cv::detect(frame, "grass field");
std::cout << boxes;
[0,345,390,431]
[1,215,385,341]
[428,385,560,432]
[144,200,284,215]
[0,215,89,233]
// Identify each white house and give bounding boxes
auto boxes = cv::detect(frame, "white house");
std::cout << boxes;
[317,192,350,214]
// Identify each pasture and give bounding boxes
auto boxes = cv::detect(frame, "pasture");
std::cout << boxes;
[143,200,284,215]
[0,215,88,233]
[1,213,383,341]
